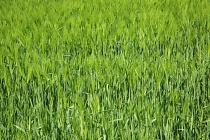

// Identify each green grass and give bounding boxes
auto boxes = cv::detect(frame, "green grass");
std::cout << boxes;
[0,0,209,139]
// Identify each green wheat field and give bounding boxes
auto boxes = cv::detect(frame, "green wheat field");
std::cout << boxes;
[0,0,209,139]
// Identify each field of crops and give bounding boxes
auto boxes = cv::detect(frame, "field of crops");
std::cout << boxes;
[0,0,209,139]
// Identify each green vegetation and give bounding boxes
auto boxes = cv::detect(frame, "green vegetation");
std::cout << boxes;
[0,0,209,139]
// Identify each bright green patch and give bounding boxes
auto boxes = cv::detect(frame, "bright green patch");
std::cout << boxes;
[0,0,209,139]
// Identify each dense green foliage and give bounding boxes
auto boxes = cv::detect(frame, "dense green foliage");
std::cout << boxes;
[0,0,209,139]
